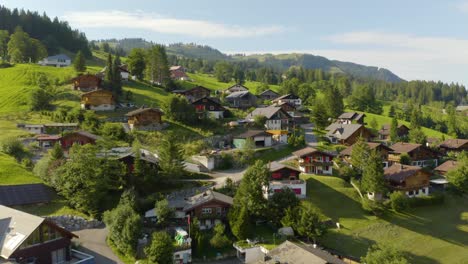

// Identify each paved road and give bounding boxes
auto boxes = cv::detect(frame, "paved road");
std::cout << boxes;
[75,227,123,264]
[183,164,246,189]
[301,123,318,147]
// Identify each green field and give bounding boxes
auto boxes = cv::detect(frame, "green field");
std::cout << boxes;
[302,175,468,264]
[0,153,42,185]
[187,73,281,94]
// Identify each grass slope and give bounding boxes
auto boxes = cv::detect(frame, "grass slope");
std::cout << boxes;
[303,175,468,264]
[187,73,281,94]
[0,153,41,185]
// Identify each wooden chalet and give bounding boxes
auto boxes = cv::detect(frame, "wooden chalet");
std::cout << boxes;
[337,112,365,124]
[172,86,211,102]
[36,134,61,148]
[389,142,438,167]
[274,101,296,117]
[223,84,249,94]
[246,105,292,133]
[60,131,100,149]
[434,160,459,176]
[271,93,302,107]
[0,205,93,264]
[258,89,279,101]
[438,139,468,154]
[340,142,393,168]
[325,123,373,146]
[384,163,431,197]
[192,97,225,119]
[125,107,164,131]
[292,147,335,175]
[80,89,115,111]
[225,91,257,108]
[170,66,190,81]
[378,123,410,140]
[266,162,305,198]
[71,74,101,91]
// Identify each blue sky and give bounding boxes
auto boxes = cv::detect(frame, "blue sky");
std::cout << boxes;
[3,0,468,85]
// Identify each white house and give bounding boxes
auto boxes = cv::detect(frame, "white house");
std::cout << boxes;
[246,105,292,131]
[38,54,71,67]
[272,94,302,107]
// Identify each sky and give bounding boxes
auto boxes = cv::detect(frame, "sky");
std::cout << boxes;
[3,0,468,85]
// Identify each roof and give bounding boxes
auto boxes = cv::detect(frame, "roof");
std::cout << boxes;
[170,66,183,71]
[107,147,159,164]
[44,123,79,128]
[225,91,252,99]
[292,147,334,158]
[338,112,357,119]
[125,107,163,117]
[272,93,299,101]
[191,97,225,109]
[0,184,54,206]
[63,131,101,141]
[225,84,249,92]
[166,190,233,212]
[379,123,409,136]
[36,134,61,141]
[45,54,70,61]
[438,139,468,149]
[390,142,422,154]
[235,130,272,139]
[434,160,459,173]
[384,163,424,183]
[24,124,44,128]
[256,240,347,264]
[325,124,364,140]
[340,142,392,156]
[259,89,278,96]
[268,161,301,173]
[246,105,290,120]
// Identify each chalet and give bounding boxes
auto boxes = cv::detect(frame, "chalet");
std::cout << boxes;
[225,91,257,109]
[17,124,45,134]
[292,147,334,175]
[36,134,61,148]
[223,84,249,94]
[340,142,393,168]
[325,123,373,145]
[107,147,159,174]
[0,205,93,264]
[80,89,115,111]
[192,97,225,119]
[265,162,306,198]
[170,66,190,81]
[389,142,438,167]
[233,130,272,148]
[434,160,459,176]
[71,74,102,91]
[438,139,468,154]
[98,65,129,81]
[172,86,211,102]
[38,54,71,67]
[271,93,302,107]
[337,112,365,124]
[274,101,296,117]
[145,190,233,230]
[125,107,164,131]
[60,131,100,149]
[378,123,410,141]
[246,105,292,132]
[384,163,431,197]
[258,89,279,101]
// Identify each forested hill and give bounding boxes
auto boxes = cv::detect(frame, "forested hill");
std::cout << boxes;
[0,5,91,56]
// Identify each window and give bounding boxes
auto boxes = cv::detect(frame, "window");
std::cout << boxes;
[51,248,66,264]
[202,208,212,214]
[216,207,222,215]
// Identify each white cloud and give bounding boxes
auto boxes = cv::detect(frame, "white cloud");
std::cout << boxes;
[62,10,284,38]
[457,1,468,13]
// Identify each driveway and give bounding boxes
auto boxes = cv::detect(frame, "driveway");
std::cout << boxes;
[301,123,318,147]
[75,227,123,264]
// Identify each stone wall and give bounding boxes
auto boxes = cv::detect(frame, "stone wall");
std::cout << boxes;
[47,215,103,231]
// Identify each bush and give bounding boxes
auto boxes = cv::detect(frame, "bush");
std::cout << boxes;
[1,138,29,161]
[389,191,409,211]
[217,153,233,170]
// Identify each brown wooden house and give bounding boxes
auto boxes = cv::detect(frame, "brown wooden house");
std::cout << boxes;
[225,91,257,109]
[266,162,305,198]
[340,142,393,167]
[389,142,438,167]
[126,108,164,131]
[378,123,410,141]
[0,205,93,264]
[292,147,335,175]
[80,89,116,111]
[434,160,459,176]
[438,139,468,154]
[384,163,431,197]
[337,112,366,124]
[258,89,279,101]
[60,131,100,149]
[172,86,211,102]
[71,74,101,91]
[325,123,373,146]
[192,97,226,119]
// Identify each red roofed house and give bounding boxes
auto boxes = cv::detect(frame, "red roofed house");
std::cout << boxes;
[384,163,431,197]
[265,162,306,199]
[292,147,334,175]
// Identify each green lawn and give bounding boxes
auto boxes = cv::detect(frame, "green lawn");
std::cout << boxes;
[302,175,468,263]
[13,199,89,218]
[187,73,281,94]
[0,153,42,185]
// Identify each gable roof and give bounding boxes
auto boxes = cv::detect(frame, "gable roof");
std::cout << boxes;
[108,147,159,164]
[384,163,424,182]
[225,84,249,92]
[259,89,279,96]
[340,142,392,156]
[0,184,54,206]
[268,161,301,173]
[338,112,357,119]
[246,105,291,120]
[272,93,299,101]
[45,54,70,61]
[170,65,184,71]
[125,107,163,117]
[434,160,459,173]
[225,91,252,99]
[438,139,468,149]
[326,124,365,140]
[379,123,409,136]
[390,142,422,154]
[191,97,224,109]
[166,190,233,212]
[235,130,272,139]
[292,147,335,158]
[62,131,101,141]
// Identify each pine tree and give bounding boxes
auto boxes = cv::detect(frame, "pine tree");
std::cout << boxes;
[73,50,86,72]
[390,117,399,142]
[311,101,329,129]
[361,150,386,195]
[324,85,344,118]
[351,137,371,173]
[112,55,122,95]
[0,30,10,61]
[388,105,396,117]
[157,132,186,179]
[105,53,113,84]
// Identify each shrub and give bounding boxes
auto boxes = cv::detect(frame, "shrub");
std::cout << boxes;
[362,198,386,216]
[389,191,409,211]
[1,138,29,161]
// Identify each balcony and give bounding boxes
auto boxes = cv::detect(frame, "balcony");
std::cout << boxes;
[298,159,333,166]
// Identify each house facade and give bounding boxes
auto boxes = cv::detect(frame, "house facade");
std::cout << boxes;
[38,54,71,67]
[126,108,164,131]
[340,142,393,168]
[246,105,292,131]
[384,163,431,197]
[60,131,100,149]
[36,135,61,148]
[271,94,302,107]
[293,147,334,175]
[170,66,190,81]
[337,112,365,124]
[173,86,211,102]
[378,123,410,141]
[80,89,115,111]
[72,74,101,91]
[233,130,272,148]
[389,142,438,167]
[265,162,306,198]
[225,91,257,109]
[325,123,372,146]
[192,97,225,119]
[0,205,93,264]
[258,89,279,101]
[434,160,459,176]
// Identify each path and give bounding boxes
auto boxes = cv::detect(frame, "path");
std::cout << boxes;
[301,123,318,147]
[183,164,246,188]
[75,227,123,264]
